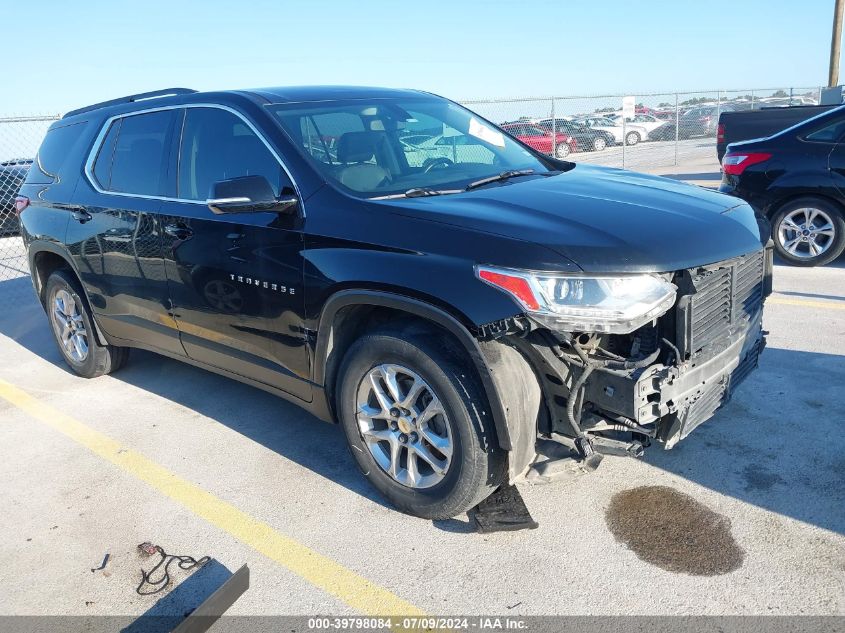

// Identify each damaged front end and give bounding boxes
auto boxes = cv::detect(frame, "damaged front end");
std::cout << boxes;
[478,246,772,482]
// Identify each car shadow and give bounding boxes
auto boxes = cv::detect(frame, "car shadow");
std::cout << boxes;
[0,278,391,512]
[0,277,843,534]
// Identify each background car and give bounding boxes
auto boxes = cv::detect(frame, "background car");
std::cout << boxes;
[680,104,739,137]
[720,105,845,266]
[500,122,577,158]
[606,113,666,140]
[535,118,615,151]
[0,159,31,236]
[575,116,648,146]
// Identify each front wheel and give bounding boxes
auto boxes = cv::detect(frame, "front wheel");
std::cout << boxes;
[625,131,640,146]
[592,137,607,151]
[555,142,571,159]
[337,328,506,519]
[771,198,845,267]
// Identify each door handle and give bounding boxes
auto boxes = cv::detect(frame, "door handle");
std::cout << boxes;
[69,208,92,224]
[164,223,193,240]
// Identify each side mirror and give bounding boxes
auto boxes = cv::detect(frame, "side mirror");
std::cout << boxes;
[206,175,298,215]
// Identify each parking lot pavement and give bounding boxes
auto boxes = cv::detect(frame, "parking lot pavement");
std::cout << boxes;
[0,260,843,619]
[574,137,715,174]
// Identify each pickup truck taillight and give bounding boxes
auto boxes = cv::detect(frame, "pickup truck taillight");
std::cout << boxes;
[722,152,772,176]
[717,123,725,143]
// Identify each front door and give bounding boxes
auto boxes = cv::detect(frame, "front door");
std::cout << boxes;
[159,106,311,401]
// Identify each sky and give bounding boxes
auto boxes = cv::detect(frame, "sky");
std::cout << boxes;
[2,0,842,115]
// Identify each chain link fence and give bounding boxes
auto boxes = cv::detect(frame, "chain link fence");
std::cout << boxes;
[463,86,823,171]
[0,115,60,298]
[0,88,825,297]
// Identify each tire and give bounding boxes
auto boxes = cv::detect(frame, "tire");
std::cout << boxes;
[625,131,640,146]
[337,327,506,519]
[555,142,571,159]
[45,269,129,378]
[592,137,607,152]
[771,197,845,267]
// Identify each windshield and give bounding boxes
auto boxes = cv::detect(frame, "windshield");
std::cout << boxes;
[269,96,552,197]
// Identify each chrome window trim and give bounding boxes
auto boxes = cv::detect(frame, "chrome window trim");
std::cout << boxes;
[83,103,305,215]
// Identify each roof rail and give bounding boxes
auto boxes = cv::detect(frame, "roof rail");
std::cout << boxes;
[62,88,197,119]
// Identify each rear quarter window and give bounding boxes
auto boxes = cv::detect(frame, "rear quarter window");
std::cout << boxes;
[27,121,88,184]
[803,118,845,143]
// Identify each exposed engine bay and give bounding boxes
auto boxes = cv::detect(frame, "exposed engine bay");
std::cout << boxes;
[479,246,773,483]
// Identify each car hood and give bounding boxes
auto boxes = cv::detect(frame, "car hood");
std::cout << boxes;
[384,164,765,273]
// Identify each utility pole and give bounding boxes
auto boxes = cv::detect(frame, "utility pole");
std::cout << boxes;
[830,0,845,87]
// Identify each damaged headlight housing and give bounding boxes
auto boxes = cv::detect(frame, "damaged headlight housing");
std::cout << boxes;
[476,265,677,334]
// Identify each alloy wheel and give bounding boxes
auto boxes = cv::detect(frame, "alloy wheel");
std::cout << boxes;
[51,288,89,362]
[555,143,571,159]
[355,364,453,489]
[593,137,607,151]
[777,207,836,259]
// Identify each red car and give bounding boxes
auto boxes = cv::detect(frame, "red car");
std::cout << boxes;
[500,122,577,158]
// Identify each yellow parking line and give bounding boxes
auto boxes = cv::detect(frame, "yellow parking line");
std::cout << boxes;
[769,297,845,310]
[0,378,424,617]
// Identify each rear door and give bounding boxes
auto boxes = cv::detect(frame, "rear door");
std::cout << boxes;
[811,115,845,195]
[159,105,311,401]
[68,109,184,355]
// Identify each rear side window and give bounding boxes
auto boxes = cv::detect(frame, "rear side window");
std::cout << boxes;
[177,107,289,200]
[91,110,175,196]
[29,121,87,183]
[804,118,845,143]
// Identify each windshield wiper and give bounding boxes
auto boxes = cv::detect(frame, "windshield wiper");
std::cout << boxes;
[466,169,542,191]
[370,187,461,200]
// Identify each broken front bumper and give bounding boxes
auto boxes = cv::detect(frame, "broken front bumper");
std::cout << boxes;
[584,309,765,448]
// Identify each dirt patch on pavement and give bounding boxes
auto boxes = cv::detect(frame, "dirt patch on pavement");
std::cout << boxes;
[605,485,745,575]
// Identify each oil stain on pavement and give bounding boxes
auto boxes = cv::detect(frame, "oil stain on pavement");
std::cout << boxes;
[605,485,744,575]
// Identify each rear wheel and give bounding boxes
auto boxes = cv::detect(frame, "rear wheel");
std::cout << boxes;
[625,131,640,146]
[337,328,506,519]
[555,142,571,159]
[592,137,607,151]
[771,197,845,267]
[45,270,129,378]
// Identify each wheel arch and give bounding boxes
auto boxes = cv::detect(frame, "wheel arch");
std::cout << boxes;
[29,242,77,306]
[28,242,109,345]
[314,289,514,452]
[766,190,845,219]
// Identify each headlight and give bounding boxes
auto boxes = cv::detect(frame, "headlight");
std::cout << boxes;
[476,265,677,334]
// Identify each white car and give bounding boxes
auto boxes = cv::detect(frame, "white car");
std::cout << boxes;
[575,116,649,146]
[606,113,666,140]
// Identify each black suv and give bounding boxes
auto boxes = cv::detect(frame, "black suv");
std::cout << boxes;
[20,86,771,519]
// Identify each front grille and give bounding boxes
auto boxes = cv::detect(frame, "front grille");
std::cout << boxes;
[676,250,765,358]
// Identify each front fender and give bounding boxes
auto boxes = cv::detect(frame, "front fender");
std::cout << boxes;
[314,289,519,454]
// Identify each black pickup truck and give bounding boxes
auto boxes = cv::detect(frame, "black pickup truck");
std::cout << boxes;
[717,105,836,161]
